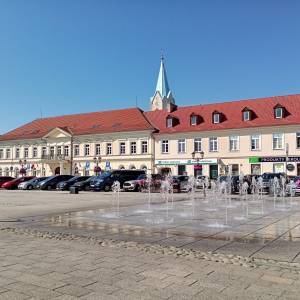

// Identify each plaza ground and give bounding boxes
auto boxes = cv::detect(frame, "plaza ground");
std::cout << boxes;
[1,190,300,299]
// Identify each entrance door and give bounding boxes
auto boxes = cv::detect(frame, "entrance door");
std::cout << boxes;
[178,165,186,175]
[55,167,60,175]
[209,165,218,179]
[297,164,300,176]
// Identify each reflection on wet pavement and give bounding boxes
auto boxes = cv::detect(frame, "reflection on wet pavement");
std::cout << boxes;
[35,195,300,260]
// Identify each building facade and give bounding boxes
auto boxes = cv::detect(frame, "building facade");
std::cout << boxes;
[1,57,300,178]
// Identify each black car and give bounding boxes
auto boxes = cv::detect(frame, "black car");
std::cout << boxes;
[219,175,240,194]
[172,175,189,192]
[38,175,74,190]
[57,176,90,191]
[261,172,285,193]
[73,176,95,191]
[90,169,145,192]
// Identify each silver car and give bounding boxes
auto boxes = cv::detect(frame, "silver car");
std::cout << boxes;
[18,177,48,190]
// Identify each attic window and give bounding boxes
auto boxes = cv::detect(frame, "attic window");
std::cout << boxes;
[242,108,252,121]
[274,106,284,119]
[212,112,220,124]
[166,116,173,128]
[190,114,198,126]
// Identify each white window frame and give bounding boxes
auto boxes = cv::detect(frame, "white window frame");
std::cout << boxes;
[178,139,186,153]
[24,147,29,158]
[194,138,202,152]
[106,143,112,155]
[275,107,283,119]
[243,110,250,121]
[191,115,197,126]
[50,146,55,157]
[213,113,220,124]
[95,144,101,156]
[251,134,261,151]
[0,149,3,159]
[166,117,173,128]
[6,148,11,159]
[229,136,239,152]
[64,145,69,156]
[141,141,148,154]
[130,141,137,154]
[57,146,62,156]
[15,148,20,159]
[33,147,38,158]
[162,140,169,154]
[84,144,90,156]
[273,133,284,150]
[297,133,300,149]
[119,142,126,155]
[209,137,218,152]
[74,145,80,156]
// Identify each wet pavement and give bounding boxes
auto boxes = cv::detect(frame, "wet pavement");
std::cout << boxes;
[10,191,300,263]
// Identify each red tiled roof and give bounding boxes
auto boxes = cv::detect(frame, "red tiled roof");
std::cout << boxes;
[0,108,154,141]
[144,94,300,134]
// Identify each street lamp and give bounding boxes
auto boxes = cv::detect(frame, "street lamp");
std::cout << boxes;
[192,150,204,176]
[286,143,289,174]
[93,156,102,176]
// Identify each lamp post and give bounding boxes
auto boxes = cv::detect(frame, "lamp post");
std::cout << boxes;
[286,143,289,174]
[93,156,102,176]
[192,151,204,176]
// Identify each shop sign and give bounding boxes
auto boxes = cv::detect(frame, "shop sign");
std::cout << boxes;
[105,161,111,170]
[260,157,300,163]
[261,157,285,162]
[85,161,90,170]
[155,159,218,166]
[249,157,260,163]
[287,163,295,171]
[194,165,202,170]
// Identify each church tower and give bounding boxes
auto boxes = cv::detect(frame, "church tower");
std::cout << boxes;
[150,56,175,112]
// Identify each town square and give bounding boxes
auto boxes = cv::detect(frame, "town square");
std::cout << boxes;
[1,1,300,299]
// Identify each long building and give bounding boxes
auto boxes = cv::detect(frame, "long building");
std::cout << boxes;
[1,57,300,178]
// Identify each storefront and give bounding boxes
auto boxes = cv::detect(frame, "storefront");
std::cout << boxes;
[248,156,300,175]
[155,158,218,177]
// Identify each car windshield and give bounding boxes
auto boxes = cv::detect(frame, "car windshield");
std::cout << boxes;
[99,172,111,178]
[67,177,80,183]
[137,174,146,180]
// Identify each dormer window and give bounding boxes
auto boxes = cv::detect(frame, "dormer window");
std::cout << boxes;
[190,114,198,126]
[166,116,173,128]
[274,107,283,119]
[212,112,220,124]
[243,110,250,121]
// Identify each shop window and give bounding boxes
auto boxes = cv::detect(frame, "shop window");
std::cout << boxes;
[251,164,261,175]
[231,164,239,175]
[178,165,186,175]
[273,163,284,173]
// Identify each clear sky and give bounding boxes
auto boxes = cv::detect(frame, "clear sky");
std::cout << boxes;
[1,0,300,133]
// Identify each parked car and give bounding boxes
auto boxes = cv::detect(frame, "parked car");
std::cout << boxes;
[123,174,147,192]
[0,176,15,188]
[18,177,48,190]
[73,176,95,191]
[219,175,240,194]
[139,174,163,193]
[195,175,211,189]
[261,172,285,193]
[37,175,74,190]
[172,175,190,192]
[90,170,145,192]
[57,176,90,191]
[2,176,35,190]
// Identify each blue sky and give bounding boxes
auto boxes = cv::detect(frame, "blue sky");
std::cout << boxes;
[1,0,300,133]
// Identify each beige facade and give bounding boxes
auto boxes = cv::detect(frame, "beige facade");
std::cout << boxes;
[154,125,300,177]
[0,128,154,177]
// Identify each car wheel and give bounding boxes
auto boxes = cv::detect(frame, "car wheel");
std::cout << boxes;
[104,184,111,192]
[28,185,33,190]
[47,185,52,191]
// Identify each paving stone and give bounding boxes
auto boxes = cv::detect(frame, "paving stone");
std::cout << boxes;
[54,284,92,297]
[0,291,30,300]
